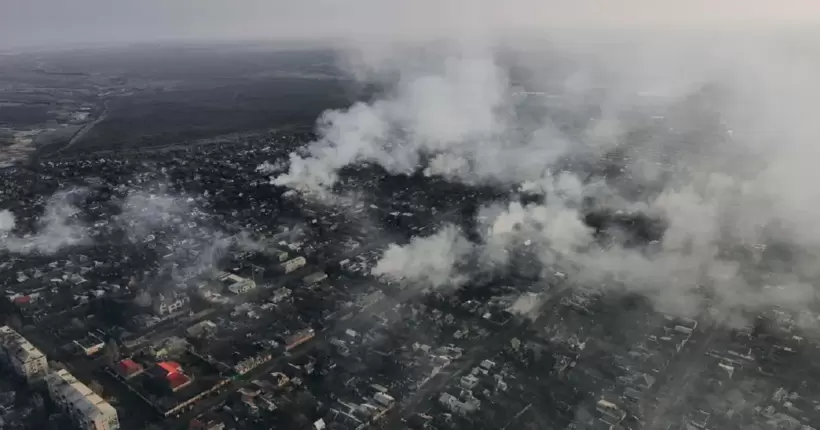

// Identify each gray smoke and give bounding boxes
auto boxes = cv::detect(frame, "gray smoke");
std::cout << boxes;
[0,189,91,254]
[372,225,473,290]
[116,190,191,241]
[116,188,266,283]
[269,11,820,325]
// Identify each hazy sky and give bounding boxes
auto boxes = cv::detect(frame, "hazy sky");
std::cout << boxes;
[2,0,820,50]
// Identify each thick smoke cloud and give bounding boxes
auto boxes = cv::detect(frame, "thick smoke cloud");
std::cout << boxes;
[273,52,513,194]
[270,15,820,325]
[0,189,91,254]
[372,225,473,289]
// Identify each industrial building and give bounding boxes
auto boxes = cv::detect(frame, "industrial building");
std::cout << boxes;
[0,325,48,381]
[46,369,120,430]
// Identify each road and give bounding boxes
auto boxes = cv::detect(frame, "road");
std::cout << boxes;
[641,322,722,429]
[22,196,465,429]
[381,287,575,427]
[169,280,414,428]
[57,101,109,154]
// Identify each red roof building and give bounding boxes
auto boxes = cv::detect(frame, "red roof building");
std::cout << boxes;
[167,372,192,391]
[116,358,144,378]
[157,361,181,374]
[155,361,191,391]
[13,295,31,305]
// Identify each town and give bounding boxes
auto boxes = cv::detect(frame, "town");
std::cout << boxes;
[0,133,819,430]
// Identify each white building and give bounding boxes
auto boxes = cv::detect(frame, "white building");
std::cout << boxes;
[46,369,119,430]
[460,374,479,390]
[439,393,480,415]
[281,256,306,274]
[217,272,256,295]
[373,392,395,407]
[0,325,48,381]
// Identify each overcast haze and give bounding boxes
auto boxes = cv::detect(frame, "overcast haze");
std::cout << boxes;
[3,0,820,50]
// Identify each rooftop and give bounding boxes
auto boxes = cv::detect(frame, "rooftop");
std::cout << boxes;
[0,325,45,362]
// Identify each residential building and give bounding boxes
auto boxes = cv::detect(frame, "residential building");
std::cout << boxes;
[150,361,192,392]
[74,334,105,356]
[285,328,315,351]
[303,272,328,285]
[439,392,480,415]
[0,325,48,381]
[115,359,144,379]
[460,375,479,390]
[153,292,190,316]
[217,272,256,295]
[46,369,119,430]
[271,287,291,304]
[190,414,226,430]
[233,352,272,375]
[280,256,306,274]
[186,320,217,339]
[373,392,395,407]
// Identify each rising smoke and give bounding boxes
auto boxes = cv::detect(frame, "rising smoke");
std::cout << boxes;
[116,188,269,284]
[372,225,473,289]
[270,8,820,324]
[0,189,91,254]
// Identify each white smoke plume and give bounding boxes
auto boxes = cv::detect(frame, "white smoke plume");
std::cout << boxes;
[116,190,192,241]
[116,188,272,283]
[372,225,473,290]
[270,5,820,324]
[0,189,91,254]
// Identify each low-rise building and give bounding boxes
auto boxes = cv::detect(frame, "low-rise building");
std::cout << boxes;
[271,287,292,304]
[217,272,256,295]
[281,256,306,274]
[153,292,190,316]
[373,392,395,407]
[286,328,315,351]
[0,325,48,381]
[186,320,217,339]
[115,359,144,379]
[74,334,105,356]
[303,272,328,286]
[234,352,272,375]
[46,369,120,430]
[439,392,480,415]
[150,361,193,392]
